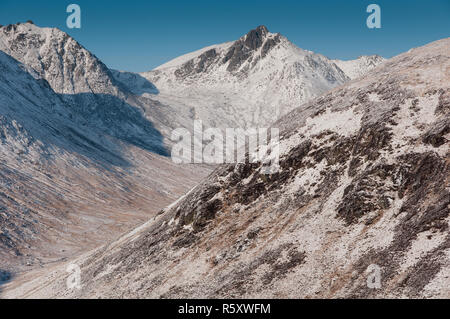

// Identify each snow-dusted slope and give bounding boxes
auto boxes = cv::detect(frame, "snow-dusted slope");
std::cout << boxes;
[7,37,448,299]
[333,55,386,80]
[138,26,383,129]
[110,70,159,95]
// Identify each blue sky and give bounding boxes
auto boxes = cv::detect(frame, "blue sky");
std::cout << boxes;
[0,0,449,72]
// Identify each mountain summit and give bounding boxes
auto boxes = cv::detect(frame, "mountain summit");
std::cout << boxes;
[0,22,119,96]
[221,25,278,72]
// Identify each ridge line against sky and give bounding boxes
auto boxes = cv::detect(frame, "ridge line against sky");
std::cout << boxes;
[0,0,449,72]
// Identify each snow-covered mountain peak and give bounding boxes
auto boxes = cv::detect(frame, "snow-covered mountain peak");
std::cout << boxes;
[153,25,279,73]
[240,25,271,48]
[141,26,355,128]
[0,22,209,271]
[221,25,282,72]
[0,22,120,96]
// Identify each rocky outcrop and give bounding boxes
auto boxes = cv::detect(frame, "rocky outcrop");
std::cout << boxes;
[222,25,279,72]
[175,48,219,77]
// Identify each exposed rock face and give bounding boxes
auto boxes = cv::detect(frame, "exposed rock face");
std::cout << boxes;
[174,25,279,77]
[4,38,448,299]
[244,25,268,50]
[222,25,279,72]
[175,48,219,77]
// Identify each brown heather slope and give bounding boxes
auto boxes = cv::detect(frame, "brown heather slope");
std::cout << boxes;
[3,38,449,299]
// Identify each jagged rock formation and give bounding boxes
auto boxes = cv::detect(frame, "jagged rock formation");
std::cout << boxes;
[3,38,448,299]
